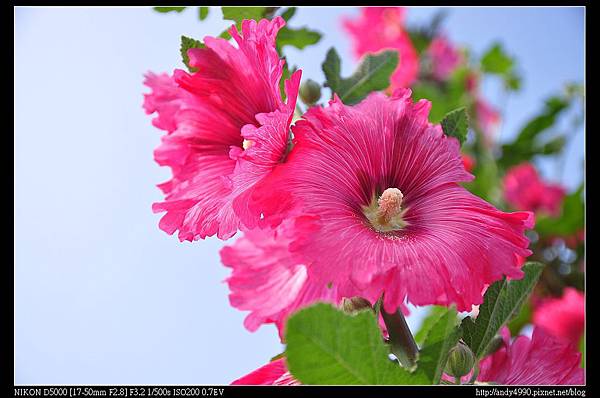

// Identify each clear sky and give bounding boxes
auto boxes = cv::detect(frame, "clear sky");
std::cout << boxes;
[14,6,584,384]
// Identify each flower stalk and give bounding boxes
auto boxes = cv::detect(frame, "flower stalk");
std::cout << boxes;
[381,305,419,370]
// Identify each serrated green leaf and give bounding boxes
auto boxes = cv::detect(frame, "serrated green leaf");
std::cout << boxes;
[285,303,425,385]
[153,7,187,13]
[180,35,204,73]
[221,6,267,24]
[441,107,469,145]
[198,7,209,20]
[481,43,514,75]
[276,27,321,52]
[415,307,462,384]
[461,262,544,359]
[322,47,398,105]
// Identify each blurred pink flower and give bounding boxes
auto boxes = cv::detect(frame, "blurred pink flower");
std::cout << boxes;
[427,35,463,81]
[533,288,585,346]
[503,163,566,217]
[475,97,501,141]
[220,217,339,339]
[343,7,419,89]
[143,17,300,241]
[231,358,299,385]
[476,327,584,385]
[266,89,533,313]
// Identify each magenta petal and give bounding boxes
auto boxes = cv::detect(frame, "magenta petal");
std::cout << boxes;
[143,17,300,241]
[231,358,299,385]
[477,327,584,385]
[270,91,533,312]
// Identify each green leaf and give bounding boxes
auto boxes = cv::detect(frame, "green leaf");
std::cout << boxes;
[415,307,462,384]
[285,303,423,385]
[221,6,267,24]
[280,7,296,21]
[461,262,544,359]
[198,7,209,21]
[536,184,584,237]
[153,7,187,13]
[481,43,514,75]
[180,35,204,73]
[322,48,398,105]
[276,27,322,52]
[499,95,570,169]
[415,306,451,346]
[441,107,469,145]
[507,300,532,336]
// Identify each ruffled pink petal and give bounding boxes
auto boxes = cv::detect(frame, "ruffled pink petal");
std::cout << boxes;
[270,90,532,312]
[143,17,299,241]
[221,218,339,339]
[533,288,585,346]
[229,70,302,230]
[342,7,419,89]
[231,358,300,385]
[477,327,584,385]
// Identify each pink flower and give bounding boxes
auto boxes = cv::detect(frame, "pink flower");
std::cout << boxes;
[533,288,585,346]
[143,17,301,241]
[427,36,463,81]
[231,358,300,385]
[475,97,501,141]
[476,327,584,385]
[343,7,419,89]
[267,89,533,313]
[220,217,339,338]
[503,163,566,217]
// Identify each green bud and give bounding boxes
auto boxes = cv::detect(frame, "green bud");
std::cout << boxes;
[299,79,322,105]
[445,341,475,378]
[341,296,373,315]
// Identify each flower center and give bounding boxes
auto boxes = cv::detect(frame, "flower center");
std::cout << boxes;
[242,139,255,150]
[363,187,408,233]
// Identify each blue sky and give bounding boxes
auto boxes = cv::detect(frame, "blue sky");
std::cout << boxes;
[14,7,584,384]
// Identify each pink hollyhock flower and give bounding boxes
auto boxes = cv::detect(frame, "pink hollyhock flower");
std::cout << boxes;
[477,327,584,385]
[427,35,463,81]
[231,358,300,385]
[220,217,339,338]
[266,89,533,313]
[503,163,566,217]
[143,17,301,241]
[343,7,419,89]
[533,288,585,346]
[475,97,501,142]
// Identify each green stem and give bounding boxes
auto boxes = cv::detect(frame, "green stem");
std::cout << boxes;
[454,376,461,385]
[381,305,419,370]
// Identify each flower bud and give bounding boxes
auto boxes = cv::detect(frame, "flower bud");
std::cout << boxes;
[299,79,322,105]
[341,296,373,314]
[444,341,475,378]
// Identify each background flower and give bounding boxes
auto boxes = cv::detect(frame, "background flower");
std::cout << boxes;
[533,287,585,346]
[343,7,419,89]
[503,162,566,216]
